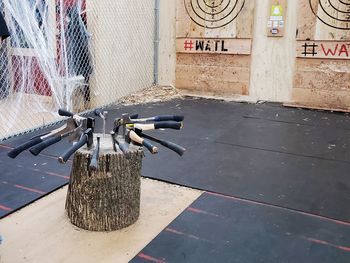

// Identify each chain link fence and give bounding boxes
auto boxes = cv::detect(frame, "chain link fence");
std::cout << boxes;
[0,0,155,140]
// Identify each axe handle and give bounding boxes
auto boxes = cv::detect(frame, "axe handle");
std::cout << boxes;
[140,133,186,156]
[110,131,117,152]
[8,137,43,159]
[58,108,74,117]
[30,124,83,156]
[59,134,87,164]
[29,136,62,156]
[89,137,100,171]
[30,123,69,140]
[133,115,184,122]
[154,115,184,122]
[115,139,130,157]
[129,130,158,154]
[94,109,103,118]
[154,121,182,130]
[133,121,182,131]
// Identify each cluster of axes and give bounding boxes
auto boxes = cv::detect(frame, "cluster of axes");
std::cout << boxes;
[8,108,186,171]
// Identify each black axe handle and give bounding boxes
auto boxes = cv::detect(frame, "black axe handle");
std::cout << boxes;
[89,136,100,171]
[29,136,61,156]
[8,137,43,159]
[58,108,74,117]
[117,142,129,155]
[110,131,117,152]
[153,115,184,122]
[29,124,84,156]
[154,121,182,130]
[58,133,87,164]
[140,132,186,156]
[132,115,184,122]
[115,138,130,158]
[132,121,182,131]
[129,130,158,154]
[94,109,104,118]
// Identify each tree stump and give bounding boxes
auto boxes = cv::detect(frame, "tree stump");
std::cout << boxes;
[65,134,143,231]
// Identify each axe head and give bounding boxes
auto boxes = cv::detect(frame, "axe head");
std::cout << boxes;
[114,114,132,137]
[87,117,95,132]
[49,118,77,140]
[85,128,94,149]
[67,118,86,143]
[113,118,122,134]
[67,117,94,143]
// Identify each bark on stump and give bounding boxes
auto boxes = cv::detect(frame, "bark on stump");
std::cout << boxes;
[65,134,143,231]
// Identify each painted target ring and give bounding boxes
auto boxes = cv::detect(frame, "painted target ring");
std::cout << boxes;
[184,0,245,29]
[309,0,350,30]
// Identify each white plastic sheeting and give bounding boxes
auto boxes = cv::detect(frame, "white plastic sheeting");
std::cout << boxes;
[0,0,154,139]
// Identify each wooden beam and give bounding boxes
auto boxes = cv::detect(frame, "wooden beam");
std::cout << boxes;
[296,40,350,60]
[176,38,252,55]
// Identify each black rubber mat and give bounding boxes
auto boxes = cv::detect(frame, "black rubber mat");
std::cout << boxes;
[141,136,350,222]
[106,98,350,222]
[216,117,350,162]
[1,98,350,225]
[0,145,70,218]
[131,192,350,263]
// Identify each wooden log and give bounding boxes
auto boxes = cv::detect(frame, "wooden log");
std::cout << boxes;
[65,134,143,231]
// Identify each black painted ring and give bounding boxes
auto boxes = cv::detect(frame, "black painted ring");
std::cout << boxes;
[184,0,245,29]
[309,0,350,30]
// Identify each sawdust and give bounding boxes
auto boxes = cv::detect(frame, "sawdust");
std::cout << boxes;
[118,85,183,105]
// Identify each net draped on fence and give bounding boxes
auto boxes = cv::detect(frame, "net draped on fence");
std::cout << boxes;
[0,0,155,140]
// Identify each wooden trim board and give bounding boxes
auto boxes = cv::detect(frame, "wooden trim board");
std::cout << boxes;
[296,40,350,60]
[176,38,252,55]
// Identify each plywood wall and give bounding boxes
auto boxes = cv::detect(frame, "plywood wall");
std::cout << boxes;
[159,0,177,86]
[176,0,255,97]
[249,0,297,102]
[291,0,350,111]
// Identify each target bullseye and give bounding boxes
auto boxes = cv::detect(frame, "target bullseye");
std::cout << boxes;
[309,0,350,30]
[184,0,245,29]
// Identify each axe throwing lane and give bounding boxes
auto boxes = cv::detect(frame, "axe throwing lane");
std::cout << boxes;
[1,98,350,262]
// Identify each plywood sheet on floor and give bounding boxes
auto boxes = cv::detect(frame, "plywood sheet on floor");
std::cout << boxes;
[0,178,202,263]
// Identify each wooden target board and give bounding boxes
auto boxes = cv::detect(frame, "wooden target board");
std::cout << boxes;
[183,0,245,30]
[176,0,254,97]
[291,0,350,111]
[297,0,350,41]
[177,0,254,39]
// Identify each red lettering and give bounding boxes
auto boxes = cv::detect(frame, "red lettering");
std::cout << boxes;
[338,44,349,57]
[321,43,338,56]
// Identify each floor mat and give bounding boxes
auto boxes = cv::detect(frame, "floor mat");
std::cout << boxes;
[1,98,350,224]
[131,192,350,263]
[0,146,70,218]
[106,98,350,222]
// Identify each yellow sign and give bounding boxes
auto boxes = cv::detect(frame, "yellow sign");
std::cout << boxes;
[271,5,283,17]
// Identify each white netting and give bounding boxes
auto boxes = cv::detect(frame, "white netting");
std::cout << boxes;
[0,0,155,140]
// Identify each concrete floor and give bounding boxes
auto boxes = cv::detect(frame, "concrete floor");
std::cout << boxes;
[0,178,202,263]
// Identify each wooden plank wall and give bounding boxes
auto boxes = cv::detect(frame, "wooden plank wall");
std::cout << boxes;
[291,0,350,111]
[176,0,254,97]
